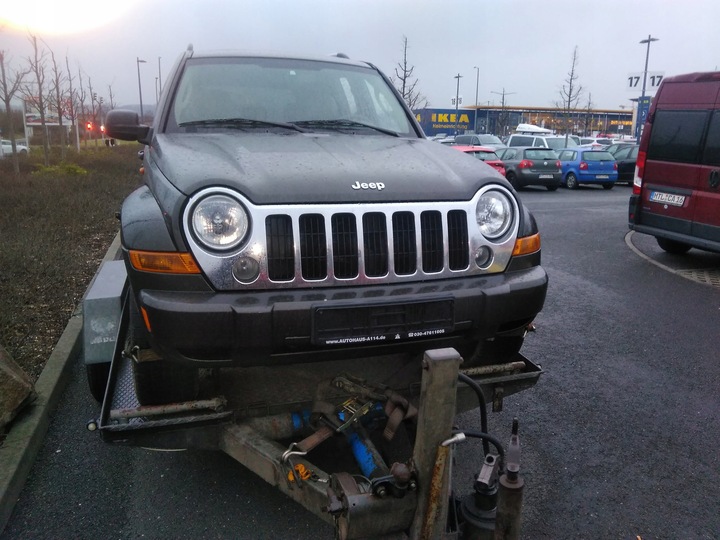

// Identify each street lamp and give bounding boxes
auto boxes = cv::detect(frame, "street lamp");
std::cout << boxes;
[473,66,479,133]
[454,73,462,135]
[136,57,147,120]
[636,34,658,139]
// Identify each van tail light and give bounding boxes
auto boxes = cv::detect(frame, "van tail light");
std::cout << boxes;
[518,159,534,169]
[633,150,646,195]
[579,162,588,170]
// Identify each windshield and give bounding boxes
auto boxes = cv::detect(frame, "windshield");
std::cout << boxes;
[167,57,415,136]
[477,134,503,145]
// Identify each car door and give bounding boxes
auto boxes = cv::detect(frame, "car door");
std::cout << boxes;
[558,149,576,177]
[693,110,720,244]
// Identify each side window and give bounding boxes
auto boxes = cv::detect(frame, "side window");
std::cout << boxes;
[702,111,720,166]
[614,147,631,159]
[509,135,533,147]
[647,110,710,163]
[558,150,570,160]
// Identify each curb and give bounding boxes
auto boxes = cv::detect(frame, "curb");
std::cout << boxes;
[0,233,123,533]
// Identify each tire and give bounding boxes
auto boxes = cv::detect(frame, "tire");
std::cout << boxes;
[133,359,199,406]
[127,289,199,406]
[86,362,111,403]
[656,237,692,254]
[565,172,578,189]
[546,184,559,192]
[602,183,614,190]
[506,172,518,189]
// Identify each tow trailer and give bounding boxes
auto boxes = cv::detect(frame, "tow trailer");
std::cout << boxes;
[85,261,543,539]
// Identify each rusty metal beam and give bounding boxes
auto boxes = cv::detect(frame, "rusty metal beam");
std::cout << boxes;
[409,348,462,539]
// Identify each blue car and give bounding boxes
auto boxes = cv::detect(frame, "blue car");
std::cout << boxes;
[557,147,618,189]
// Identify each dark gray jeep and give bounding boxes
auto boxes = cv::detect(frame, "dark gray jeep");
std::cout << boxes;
[104,46,548,405]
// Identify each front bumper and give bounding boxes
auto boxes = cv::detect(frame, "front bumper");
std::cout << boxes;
[137,264,548,367]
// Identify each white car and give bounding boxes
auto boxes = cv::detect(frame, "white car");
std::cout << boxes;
[1,139,30,156]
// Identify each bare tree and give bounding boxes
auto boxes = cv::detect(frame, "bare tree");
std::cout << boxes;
[87,76,99,147]
[555,46,584,139]
[65,56,80,151]
[77,68,88,148]
[391,36,429,110]
[46,46,68,159]
[24,34,51,166]
[0,50,30,175]
[582,93,594,136]
[107,83,116,110]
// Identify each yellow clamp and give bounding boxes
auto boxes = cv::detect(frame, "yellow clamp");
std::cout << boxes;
[287,463,312,482]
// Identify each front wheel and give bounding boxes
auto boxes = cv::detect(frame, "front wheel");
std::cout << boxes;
[127,289,199,405]
[86,362,110,403]
[565,173,578,189]
[656,237,692,254]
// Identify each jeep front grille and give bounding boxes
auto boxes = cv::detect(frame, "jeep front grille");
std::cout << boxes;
[183,187,520,290]
[265,209,468,282]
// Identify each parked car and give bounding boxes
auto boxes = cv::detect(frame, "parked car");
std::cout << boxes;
[605,141,637,156]
[579,137,613,149]
[506,133,580,150]
[454,133,506,150]
[613,144,639,184]
[629,70,720,254]
[451,145,506,176]
[501,147,562,190]
[557,147,618,189]
[1,139,29,156]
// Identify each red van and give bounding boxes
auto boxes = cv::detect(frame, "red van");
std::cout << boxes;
[628,71,720,253]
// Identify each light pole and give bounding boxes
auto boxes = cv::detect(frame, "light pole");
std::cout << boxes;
[473,66,479,133]
[454,73,462,135]
[136,57,147,120]
[636,34,658,139]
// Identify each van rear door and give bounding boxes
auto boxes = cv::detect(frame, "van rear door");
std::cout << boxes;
[694,108,720,244]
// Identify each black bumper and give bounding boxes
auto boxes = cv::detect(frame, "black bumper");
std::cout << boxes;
[138,265,548,367]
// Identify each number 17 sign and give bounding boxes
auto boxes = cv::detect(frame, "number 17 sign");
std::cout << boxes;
[626,71,665,92]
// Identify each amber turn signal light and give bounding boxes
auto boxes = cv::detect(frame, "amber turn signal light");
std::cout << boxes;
[512,233,541,256]
[128,250,201,274]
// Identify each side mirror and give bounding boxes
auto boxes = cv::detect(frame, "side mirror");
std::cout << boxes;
[105,109,151,143]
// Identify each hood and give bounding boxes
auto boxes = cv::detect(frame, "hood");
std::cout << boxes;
[149,132,506,204]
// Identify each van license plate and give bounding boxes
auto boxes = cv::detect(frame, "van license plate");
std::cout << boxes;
[650,191,685,206]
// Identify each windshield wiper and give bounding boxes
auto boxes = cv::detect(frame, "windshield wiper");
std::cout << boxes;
[178,118,307,132]
[294,119,400,137]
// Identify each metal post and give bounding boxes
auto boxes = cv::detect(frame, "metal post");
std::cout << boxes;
[158,56,162,96]
[454,73,462,136]
[474,67,479,133]
[136,57,147,120]
[636,34,658,139]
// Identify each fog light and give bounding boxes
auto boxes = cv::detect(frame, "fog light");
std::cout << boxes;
[475,246,494,269]
[233,256,260,283]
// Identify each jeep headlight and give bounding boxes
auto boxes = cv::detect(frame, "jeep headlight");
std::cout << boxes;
[192,194,249,250]
[476,190,513,239]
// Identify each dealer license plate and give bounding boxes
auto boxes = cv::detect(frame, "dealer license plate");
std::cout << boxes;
[650,191,685,207]
[313,299,454,346]
[538,174,553,179]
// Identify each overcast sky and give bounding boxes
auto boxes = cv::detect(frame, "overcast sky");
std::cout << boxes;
[2,0,719,112]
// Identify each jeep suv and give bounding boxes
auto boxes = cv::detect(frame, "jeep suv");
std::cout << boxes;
[104,47,548,405]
